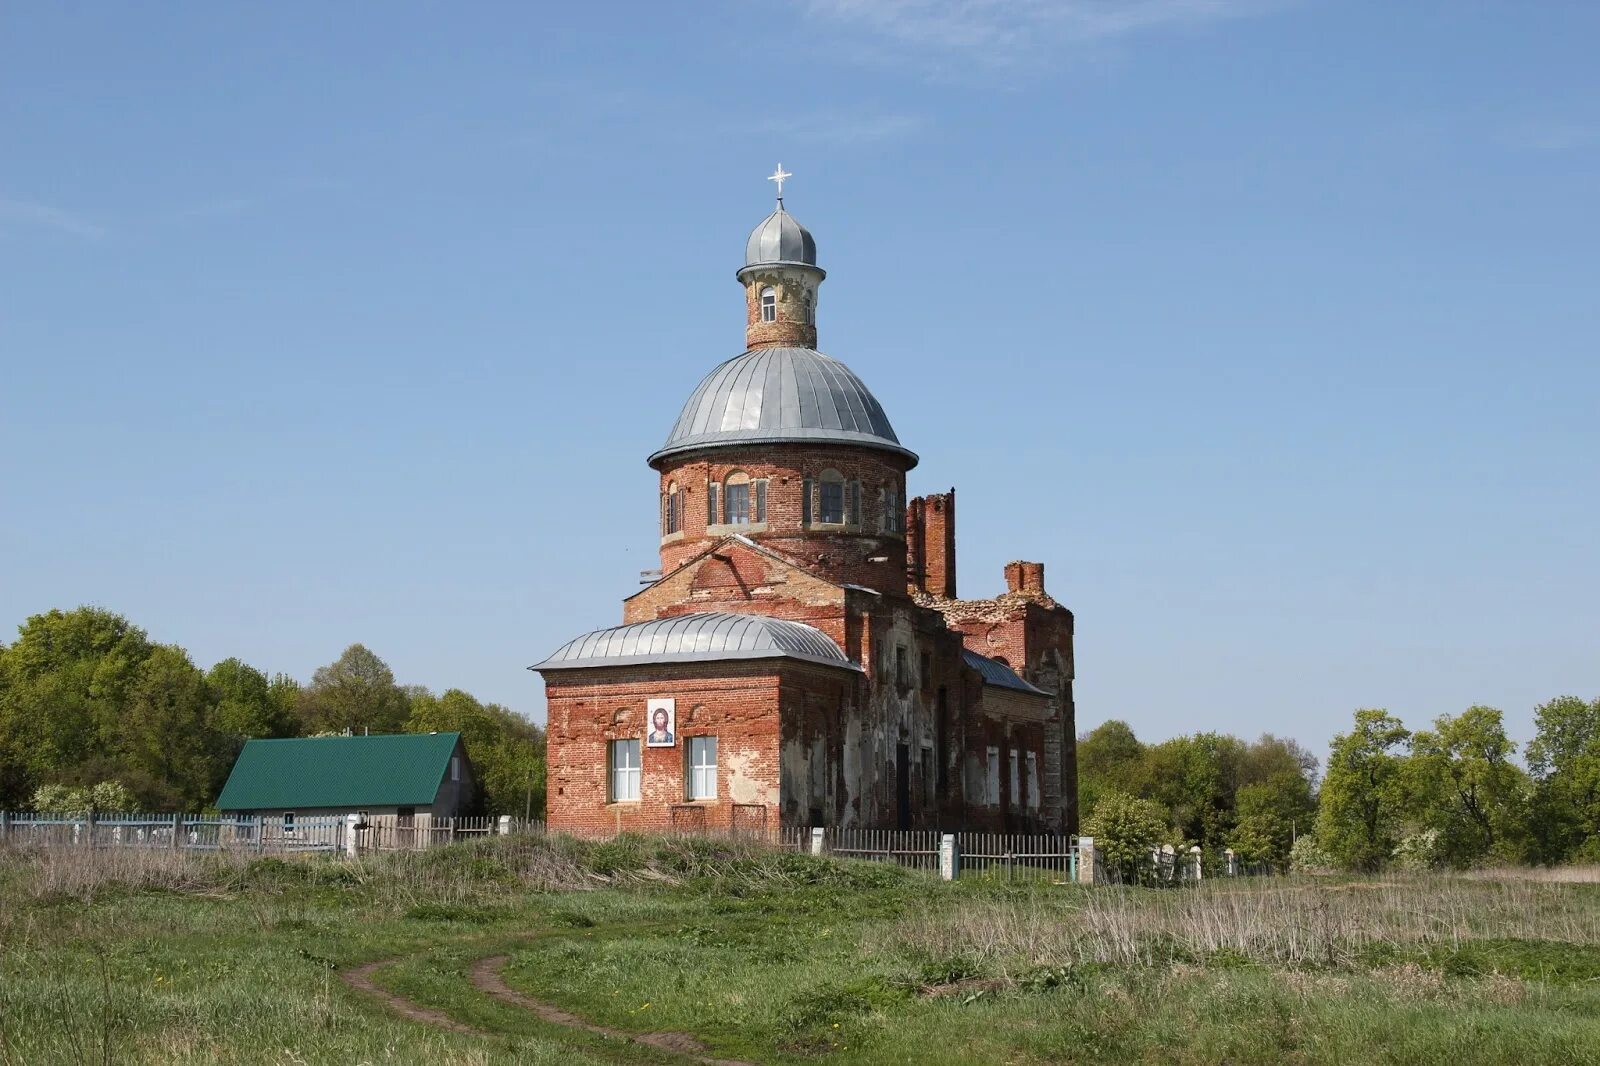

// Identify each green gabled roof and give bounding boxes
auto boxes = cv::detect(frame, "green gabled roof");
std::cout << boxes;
[215,733,461,810]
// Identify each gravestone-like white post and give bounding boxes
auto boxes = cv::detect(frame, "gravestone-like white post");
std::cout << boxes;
[1190,845,1203,881]
[498,814,513,836]
[938,834,959,881]
[1225,848,1238,876]
[344,814,360,858]
[810,827,826,856]
[1076,836,1096,885]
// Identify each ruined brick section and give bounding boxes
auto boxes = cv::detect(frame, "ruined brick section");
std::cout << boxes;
[906,490,957,598]
[1004,560,1047,597]
[918,560,1079,833]
[742,266,819,349]
[655,444,910,596]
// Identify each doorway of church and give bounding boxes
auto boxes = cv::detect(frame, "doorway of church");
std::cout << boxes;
[895,743,911,830]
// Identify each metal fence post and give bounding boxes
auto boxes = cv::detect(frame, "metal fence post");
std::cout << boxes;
[810,827,826,856]
[938,834,959,881]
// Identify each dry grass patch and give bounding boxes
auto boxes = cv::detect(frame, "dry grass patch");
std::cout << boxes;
[887,875,1600,976]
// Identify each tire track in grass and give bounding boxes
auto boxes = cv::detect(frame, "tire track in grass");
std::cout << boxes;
[470,954,755,1066]
[341,958,487,1037]
[340,946,756,1066]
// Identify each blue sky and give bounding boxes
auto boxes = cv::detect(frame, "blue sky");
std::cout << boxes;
[3,1,1596,758]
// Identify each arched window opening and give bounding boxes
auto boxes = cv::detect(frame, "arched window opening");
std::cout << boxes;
[723,471,751,525]
[664,482,683,535]
[817,469,845,524]
[760,286,777,323]
[802,293,814,325]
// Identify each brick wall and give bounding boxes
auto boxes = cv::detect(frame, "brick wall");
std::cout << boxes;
[740,266,820,349]
[653,443,912,595]
[907,490,956,598]
[543,661,787,834]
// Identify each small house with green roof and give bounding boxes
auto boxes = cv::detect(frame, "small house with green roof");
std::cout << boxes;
[215,732,477,824]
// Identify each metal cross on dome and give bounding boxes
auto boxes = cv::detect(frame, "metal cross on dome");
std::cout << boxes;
[768,164,792,199]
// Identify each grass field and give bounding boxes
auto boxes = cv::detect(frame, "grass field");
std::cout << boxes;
[2,836,1599,1065]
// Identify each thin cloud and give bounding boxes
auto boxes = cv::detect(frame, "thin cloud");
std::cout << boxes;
[0,197,104,238]
[803,0,1291,73]
[748,112,929,147]
[1498,119,1598,153]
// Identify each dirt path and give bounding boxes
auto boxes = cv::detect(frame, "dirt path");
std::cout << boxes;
[340,958,486,1037]
[339,950,756,1066]
[470,955,755,1066]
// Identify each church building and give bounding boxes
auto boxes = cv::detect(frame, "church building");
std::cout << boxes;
[533,174,1077,835]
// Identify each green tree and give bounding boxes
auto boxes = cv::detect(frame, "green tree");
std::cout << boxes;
[1084,790,1171,882]
[0,607,155,805]
[1406,706,1529,867]
[1229,770,1317,869]
[1077,720,1145,816]
[406,688,545,817]
[208,657,296,739]
[118,645,229,809]
[1239,733,1319,788]
[1316,709,1410,871]
[1142,732,1245,850]
[297,644,410,735]
[1526,695,1600,863]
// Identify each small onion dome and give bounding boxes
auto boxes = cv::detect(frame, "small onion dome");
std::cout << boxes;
[530,612,860,673]
[744,205,818,271]
[648,346,917,469]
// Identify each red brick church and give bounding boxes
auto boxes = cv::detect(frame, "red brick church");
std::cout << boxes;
[534,175,1077,835]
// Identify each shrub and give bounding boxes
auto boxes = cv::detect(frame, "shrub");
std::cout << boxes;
[1289,835,1336,873]
[27,780,135,813]
[1084,790,1170,881]
[1392,829,1447,871]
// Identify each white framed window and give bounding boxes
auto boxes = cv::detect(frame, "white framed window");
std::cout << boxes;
[723,473,751,525]
[985,748,1000,806]
[282,811,296,837]
[609,739,641,802]
[819,473,844,524]
[686,736,718,800]
[760,286,776,322]
[1025,752,1040,810]
[1008,749,1020,806]
[451,756,461,782]
[664,482,683,535]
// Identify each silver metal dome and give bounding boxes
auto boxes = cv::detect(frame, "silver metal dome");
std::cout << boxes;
[648,347,918,468]
[744,206,817,269]
[531,612,860,673]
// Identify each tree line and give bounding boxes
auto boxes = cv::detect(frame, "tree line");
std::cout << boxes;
[0,607,545,816]
[1080,698,1600,873]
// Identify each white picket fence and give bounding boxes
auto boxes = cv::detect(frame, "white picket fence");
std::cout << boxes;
[0,813,1273,885]
[0,811,517,855]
